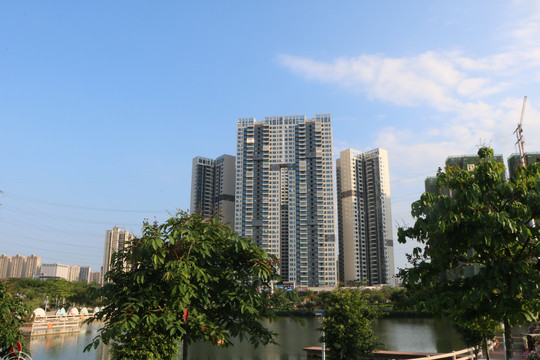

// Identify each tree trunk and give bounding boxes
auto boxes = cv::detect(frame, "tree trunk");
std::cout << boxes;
[473,345,480,360]
[504,316,512,360]
[182,338,188,360]
[482,336,490,360]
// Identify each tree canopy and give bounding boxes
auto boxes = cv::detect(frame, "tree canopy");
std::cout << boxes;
[321,288,381,360]
[5,278,100,310]
[85,212,281,360]
[398,147,540,360]
[0,281,31,358]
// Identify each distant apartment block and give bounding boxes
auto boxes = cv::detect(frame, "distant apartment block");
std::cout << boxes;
[0,254,43,279]
[41,263,70,280]
[235,114,336,287]
[102,226,133,283]
[336,148,395,286]
[9,255,27,278]
[507,152,540,178]
[0,255,11,278]
[426,153,506,194]
[0,254,41,279]
[424,177,439,195]
[190,154,236,225]
[79,266,91,283]
[0,253,95,282]
[68,265,80,282]
[90,271,102,285]
[23,255,41,278]
[446,153,506,179]
[424,152,508,279]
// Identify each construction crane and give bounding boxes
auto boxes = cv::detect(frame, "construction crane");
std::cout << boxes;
[514,96,528,166]
[513,96,536,229]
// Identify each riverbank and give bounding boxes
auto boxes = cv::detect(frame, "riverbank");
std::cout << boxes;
[276,308,434,319]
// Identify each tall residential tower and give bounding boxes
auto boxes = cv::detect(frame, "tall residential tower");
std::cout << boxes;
[102,226,133,283]
[0,255,11,278]
[23,254,41,278]
[190,154,236,225]
[235,114,336,287]
[336,148,395,286]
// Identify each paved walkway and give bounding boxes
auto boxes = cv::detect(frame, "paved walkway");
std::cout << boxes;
[489,346,523,360]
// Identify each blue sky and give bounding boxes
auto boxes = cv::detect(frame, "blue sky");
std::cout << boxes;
[1,1,539,273]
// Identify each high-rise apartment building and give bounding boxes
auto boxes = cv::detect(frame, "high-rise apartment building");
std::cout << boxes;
[9,255,26,278]
[423,152,508,279]
[446,153,506,180]
[191,156,215,219]
[0,255,11,278]
[68,265,80,282]
[507,152,540,178]
[90,271,102,285]
[102,227,133,283]
[424,177,439,195]
[190,154,236,225]
[23,254,41,278]
[426,153,506,194]
[235,114,336,288]
[79,266,91,283]
[336,148,395,286]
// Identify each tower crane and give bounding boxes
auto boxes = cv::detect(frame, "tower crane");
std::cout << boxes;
[514,96,527,166]
[513,96,536,228]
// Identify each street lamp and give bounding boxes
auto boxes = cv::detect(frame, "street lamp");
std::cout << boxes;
[316,311,326,360]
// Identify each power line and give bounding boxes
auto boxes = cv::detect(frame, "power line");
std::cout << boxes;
[1,204,142,229]
[3,191,171,214]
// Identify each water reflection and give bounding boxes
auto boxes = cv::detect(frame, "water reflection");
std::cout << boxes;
[28,323,110,360]
[189,317,319,360]
[372,317,464,353]
[94,341,110,360]
[26,317,464,360]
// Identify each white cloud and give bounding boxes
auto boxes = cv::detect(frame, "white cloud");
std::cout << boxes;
[278,49,529,115]
[278,52,467,111]
[456,78,509,98]
[279,0,540,271]
[278,0,540,171]
[507,0,540,47]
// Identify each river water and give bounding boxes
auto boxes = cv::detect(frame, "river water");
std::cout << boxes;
[27,316,464,360]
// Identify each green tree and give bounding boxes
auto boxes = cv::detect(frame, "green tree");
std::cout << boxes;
[321,289,381,360]
[0,281,31,358]
[453,318,500,360]
[270,288,300,313]
[85,212,281,360]
[7,278,101,310]
[398,147,540,360]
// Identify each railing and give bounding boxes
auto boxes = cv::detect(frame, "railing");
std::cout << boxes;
[404,341,496,360]
[21,314,91,337]
[406,347,478,360]
[305,342,496,360]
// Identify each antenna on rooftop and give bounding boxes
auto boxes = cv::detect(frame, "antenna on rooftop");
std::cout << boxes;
[514,96,527,167]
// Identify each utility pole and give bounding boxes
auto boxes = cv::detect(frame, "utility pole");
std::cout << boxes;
[317,311,326,360]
